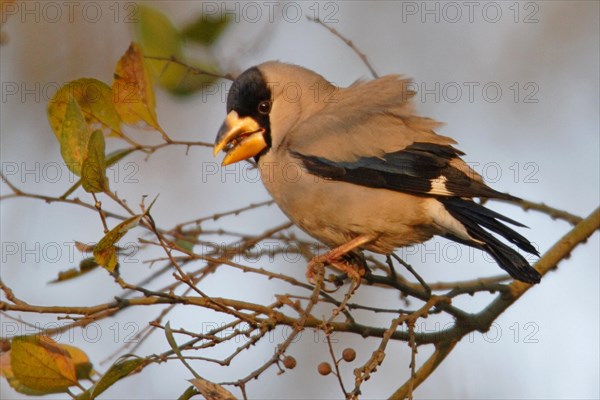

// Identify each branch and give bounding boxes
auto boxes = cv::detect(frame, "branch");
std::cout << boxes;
[143,55,235,81]
[388,340,458,400]
[497,198,583,226]
[307,16,379,79]
[387,206,600,397]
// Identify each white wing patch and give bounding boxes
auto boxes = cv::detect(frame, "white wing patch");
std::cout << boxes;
[428,175,453,196]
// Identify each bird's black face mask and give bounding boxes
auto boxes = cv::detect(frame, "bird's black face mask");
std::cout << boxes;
[214,67,272,165]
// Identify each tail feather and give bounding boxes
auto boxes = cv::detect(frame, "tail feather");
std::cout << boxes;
[442,198,541,284]
[443,198,539,256]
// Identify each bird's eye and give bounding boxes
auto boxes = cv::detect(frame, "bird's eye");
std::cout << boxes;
[257,101,272,115]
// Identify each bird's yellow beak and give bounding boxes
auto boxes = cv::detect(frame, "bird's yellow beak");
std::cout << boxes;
[213,111,267,166]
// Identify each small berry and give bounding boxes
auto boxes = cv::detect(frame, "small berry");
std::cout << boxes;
[283,356,297,369]
[318,362,332,376]
[342,348,356,362]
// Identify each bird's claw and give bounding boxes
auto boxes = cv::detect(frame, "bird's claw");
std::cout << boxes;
[306,253,366,289]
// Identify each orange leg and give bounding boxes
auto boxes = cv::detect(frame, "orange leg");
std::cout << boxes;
[307,235,373,284]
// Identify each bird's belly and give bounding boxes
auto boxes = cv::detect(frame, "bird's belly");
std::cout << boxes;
[260,160,435,253]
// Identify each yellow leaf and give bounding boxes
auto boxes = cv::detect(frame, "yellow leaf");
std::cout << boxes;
[81,130,109,193]
[1,351,55,395]
[93,245,119,273]
[112,42,161,130]
[48,78,123,139]
[93,214,143,273]
[61,344,93,380]
[10,335,77,394]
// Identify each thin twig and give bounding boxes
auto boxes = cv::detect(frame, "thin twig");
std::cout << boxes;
[497,198,583,226]
[144,55,235,81]
[307,16,379,79]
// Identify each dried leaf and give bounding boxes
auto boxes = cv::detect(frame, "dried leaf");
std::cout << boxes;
[48,78,123,138]
[75,241,96,253]
[49,257,100,284]
[112,42,161,130]
[10,335,77,394]
[93,214,143,273]
[189,377,237,400]
[81,130,109,193]
[94,245,119,273]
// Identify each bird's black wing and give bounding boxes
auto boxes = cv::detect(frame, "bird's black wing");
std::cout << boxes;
[292,142,516,200]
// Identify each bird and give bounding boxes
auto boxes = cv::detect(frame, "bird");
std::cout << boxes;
[213,61,541,284]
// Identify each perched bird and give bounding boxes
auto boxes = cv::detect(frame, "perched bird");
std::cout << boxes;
[213,62,541,284]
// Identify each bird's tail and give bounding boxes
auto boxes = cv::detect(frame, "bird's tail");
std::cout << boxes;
[441,197,541,284]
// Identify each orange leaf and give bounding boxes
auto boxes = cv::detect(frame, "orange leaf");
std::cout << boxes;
[112,42,161,131]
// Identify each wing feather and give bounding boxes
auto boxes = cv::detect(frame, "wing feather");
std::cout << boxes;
[284,75,513,200]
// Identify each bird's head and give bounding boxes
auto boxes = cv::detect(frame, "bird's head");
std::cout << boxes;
[214,62,333,165]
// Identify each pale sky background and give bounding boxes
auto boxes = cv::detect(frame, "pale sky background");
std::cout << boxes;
[1,1,599,399]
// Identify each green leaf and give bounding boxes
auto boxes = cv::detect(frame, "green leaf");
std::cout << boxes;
[181,14,232,45]
[60,148,135,199]
[132,5,220,96]
[134,5,183,61]
[174,238,194,253]
[10,335,78,394]
[48,78,123,139]
[133,5,186,91]
[165,59,218,97]
[93,214,143,273]
[78,356,145,400]
[81,130,109,193]
[177,385,199,400]
[57,96,92,176]
[165,322,200,379]
[105,148,136,166]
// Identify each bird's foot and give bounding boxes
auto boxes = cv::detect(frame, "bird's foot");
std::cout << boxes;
[306,235,373,287]
[306,255,366,285]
